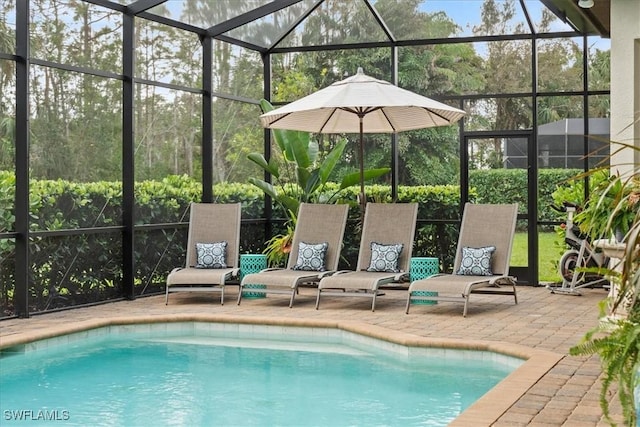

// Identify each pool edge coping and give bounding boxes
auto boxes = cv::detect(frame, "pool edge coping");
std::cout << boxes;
[0,313,563,426]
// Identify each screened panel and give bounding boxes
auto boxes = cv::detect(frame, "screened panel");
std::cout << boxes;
[0,59,15,192]
[522,0,577,33]
[588,93,610,120]
[134,84,201,181]
[212,41,263,98]
[0,2,15,55]
[135,227,187,297]
[212,97,262,184]
[537,95,584,126]
[588,38,610,91]
[413,222,459,274]
[537,37,583,93]
[399,44,485,97]
[381,0,531,39]
[538,224,561,283]
[468,136,530,272]
[241,221,268,252]
[225,0,321,48]
[370,0,461,40]
[536,96,609,169]
[29,66,123,182]
[588,94,611,168]
[479,40,533,94]
[396,126,461,186]
[136,18,202,88]
[277,0,388,48]
[146,0,274,31]
[409,40,532,97]
[0,238,15,318]
[271,49,392,103]
[28,178,123,232]
[30,0,122,74]
[28,233,123,313]
[464,97,533,131]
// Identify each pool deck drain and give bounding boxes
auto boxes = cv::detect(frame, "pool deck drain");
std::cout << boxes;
[0,285,623,426]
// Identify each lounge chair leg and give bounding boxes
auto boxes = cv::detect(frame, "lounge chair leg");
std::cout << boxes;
[221,289,224,306]
[237,286,243,305]
[289,289,295,308]
[371,292,376,312]
[165,287,169,305]
[315,289,321,310]
[405,293,411,314]
[463,297,468,317]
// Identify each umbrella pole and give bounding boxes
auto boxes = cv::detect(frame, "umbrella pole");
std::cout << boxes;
[358,115,365,220]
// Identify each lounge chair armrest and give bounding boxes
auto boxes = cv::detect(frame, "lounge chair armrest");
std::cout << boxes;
[331,270,354,276]
[489,275,516,285]
[318,270,335,278]
[393,272,409,282]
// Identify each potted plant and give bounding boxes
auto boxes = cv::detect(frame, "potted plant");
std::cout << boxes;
[569,140,640,426]
[575,172,639,242]
[262,215,295,267]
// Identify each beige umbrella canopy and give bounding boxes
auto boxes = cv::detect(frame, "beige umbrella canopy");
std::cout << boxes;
[260,67,466,209]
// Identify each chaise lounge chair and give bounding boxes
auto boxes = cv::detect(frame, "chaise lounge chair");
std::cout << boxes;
[315,202,418,311]
[237,202,349,307]
[165,202,241,305]
[406,203,519,317]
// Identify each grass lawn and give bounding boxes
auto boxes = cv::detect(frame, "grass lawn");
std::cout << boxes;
[511,232,562,283]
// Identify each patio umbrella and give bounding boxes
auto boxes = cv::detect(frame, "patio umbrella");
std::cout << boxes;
[260,67,466,211]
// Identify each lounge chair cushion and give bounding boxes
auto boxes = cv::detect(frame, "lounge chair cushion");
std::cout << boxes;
[195,241,227,269]
[366,242,403,273]
[456,246,495,276]
[293,241,328,271]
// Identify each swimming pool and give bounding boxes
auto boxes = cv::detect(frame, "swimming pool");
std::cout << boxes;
[1,321,522,426]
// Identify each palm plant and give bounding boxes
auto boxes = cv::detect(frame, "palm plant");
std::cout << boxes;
[249,99,389,265]
[569,135,640,426]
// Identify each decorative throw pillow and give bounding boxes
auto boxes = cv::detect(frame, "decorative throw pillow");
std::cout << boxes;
[366,242,403,273]
[195,241,227,269]
[293,241,328,271]
[456,246,496,276]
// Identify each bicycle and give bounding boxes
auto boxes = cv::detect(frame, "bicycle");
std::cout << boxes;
[547,202,609,295]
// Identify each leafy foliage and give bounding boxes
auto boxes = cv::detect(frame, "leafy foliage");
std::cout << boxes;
[576,173,640,240]
[0,167,587,316]
[569,138,640,426]
[470,168,583,222]
[249,99,390,218]
[570,308,640,426]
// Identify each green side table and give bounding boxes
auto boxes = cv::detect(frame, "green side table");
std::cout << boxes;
[410,257,439,305]
[240,254,267,298]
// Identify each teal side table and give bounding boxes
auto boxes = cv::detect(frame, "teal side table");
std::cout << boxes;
[240,254,267,298]
[409,257,439,305]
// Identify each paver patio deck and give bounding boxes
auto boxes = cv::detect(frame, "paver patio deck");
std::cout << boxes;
[0,285,624,426]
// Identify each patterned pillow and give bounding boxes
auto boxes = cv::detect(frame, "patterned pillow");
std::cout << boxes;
[366,242,403,273]
[456,246,496,276]
[293,241,328,271]
[195,241,227,269]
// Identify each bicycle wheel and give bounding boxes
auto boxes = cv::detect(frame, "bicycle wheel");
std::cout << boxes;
[559,249,581,282]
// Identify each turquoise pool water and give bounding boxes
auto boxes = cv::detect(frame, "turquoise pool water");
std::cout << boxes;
[0,324,521,426]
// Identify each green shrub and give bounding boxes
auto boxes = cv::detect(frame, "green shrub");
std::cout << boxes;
[1,168,583,315]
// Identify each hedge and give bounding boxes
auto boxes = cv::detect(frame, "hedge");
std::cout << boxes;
[0,168,581,315]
